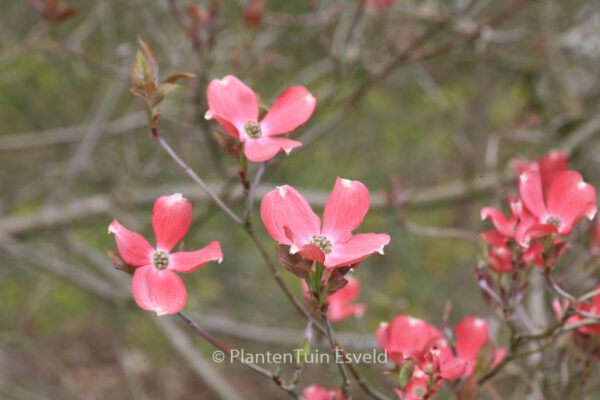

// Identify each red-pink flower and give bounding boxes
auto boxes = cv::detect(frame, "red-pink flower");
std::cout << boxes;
[454,316,506,377]
[260,177,391,268]
[366,0,396,11]
[519,170,597,237]
[376,315,467,381]
[206,75,316,162]
[303,384,344,400]
[326,276,366,321]
[480,195,522,239]
[109,194,223,315]
[512,150,568,192]
[554,287,600,336]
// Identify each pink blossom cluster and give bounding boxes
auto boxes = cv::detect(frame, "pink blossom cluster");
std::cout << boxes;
[109,66,600,399]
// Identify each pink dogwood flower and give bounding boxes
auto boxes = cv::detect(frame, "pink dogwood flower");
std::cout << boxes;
[377,315,468,399]
[109,194,223,316]
[519,170,597,237]
[260,177,391,268]
[512,150,568,192]
[454,316,506,377]
[206,75,316,162]
[480,196,551,271]
[303,384,344,400]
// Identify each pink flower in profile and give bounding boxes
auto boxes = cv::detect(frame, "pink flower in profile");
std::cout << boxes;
[260,177,391,268]
[109,194,223,316]
[206,75,316,162]
[303,384,344,400]
[377,315,467,400]
[326,276,366,321]
[454,317,506,377]
[480,194,522,239]
[519,170,597,238]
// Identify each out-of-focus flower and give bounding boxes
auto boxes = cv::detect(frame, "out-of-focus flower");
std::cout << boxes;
[454,316,506,377]
[554,290,600,357]
[109,194,222,315]
[554,287,600,336]
[260,177,390,268]
[206,75,316,162]
[377,315,468,399]
[303,384,344,400]
[29,0,77,23]
[319,276,366,321]
[366,0,396,11]
[519,170,596,238]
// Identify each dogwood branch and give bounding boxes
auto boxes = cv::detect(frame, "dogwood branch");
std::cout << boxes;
[176,312,300,399]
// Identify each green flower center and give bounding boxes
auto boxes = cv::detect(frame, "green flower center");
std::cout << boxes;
[310,235,333,254]
[546,216,561,227]
[244,121,262,138]
[152,251,169,270]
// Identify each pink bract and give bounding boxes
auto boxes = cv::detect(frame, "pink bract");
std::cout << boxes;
[260,177,391,268]
[206,75,316,162]
[109,194,223,315]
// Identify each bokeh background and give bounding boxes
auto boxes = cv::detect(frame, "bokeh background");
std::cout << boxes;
[1,0,600,398]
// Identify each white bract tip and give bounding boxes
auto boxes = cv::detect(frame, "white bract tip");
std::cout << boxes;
[172,193,183,201]
[587,209,597,220]
[376,245,385,255]
[474,318,486,327]
[154,307,168,317]
[341,178,352,188]
[277,185,288,197]
[218,77,229,86]
[283,147,293,155]
[577,181,587,190]
[306,94,316,103]
[204,110,213,120]
[407,317,419,327]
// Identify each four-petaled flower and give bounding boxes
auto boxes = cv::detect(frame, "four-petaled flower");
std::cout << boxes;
[519,170,597,239]
[261,177,391,268]
[206,75,316,162]
[109,194,223,316]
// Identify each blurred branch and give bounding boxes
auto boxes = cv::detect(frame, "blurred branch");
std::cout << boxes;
[0,113,145,153]
[48,77,128,202]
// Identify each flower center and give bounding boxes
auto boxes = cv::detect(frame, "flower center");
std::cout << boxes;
[546,216,562,227]
[244,121,262,138]
[310,235,333,254]
[152,251,169,270]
